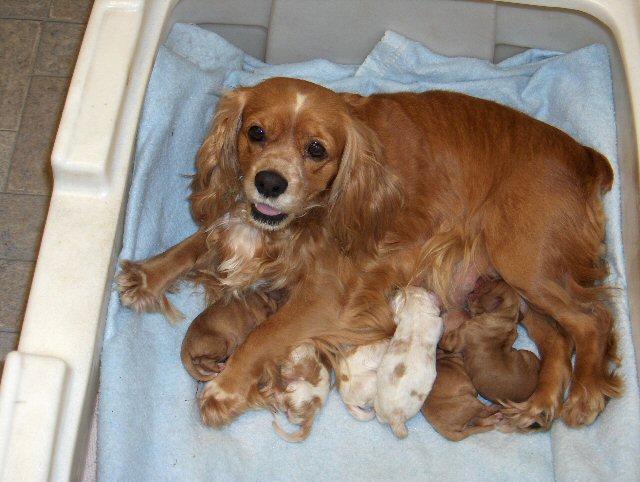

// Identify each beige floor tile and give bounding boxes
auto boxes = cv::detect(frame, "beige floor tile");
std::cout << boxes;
[0,131,17,191]
[0,0,93,380]
[49,0,94,23]
[0,331,20,372]
[0,193,50,260]
[34,21,86,77]
[0,20,41,130]
[7,76,69,195]
[0,0,49,19]
[0,260,35,331]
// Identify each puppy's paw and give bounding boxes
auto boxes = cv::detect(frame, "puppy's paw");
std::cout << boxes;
[115,260,182,322]
[469,407,504,430]
[500,394,560,432]
[181,331,230,381]
[185,354,227,381]
[199,380,247,428]
[346,404,376,421]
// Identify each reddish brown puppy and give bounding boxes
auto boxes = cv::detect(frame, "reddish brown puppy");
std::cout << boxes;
[439,279,540,404]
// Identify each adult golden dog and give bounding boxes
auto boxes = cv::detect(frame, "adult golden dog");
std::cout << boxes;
[117,77,621,431]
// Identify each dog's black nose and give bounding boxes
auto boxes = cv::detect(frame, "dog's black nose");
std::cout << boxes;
[255,170,288,198]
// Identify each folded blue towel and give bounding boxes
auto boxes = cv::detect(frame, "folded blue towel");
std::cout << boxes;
[99,24,640,481]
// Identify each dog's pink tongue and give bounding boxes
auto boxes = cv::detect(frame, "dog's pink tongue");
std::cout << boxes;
[255,203,282,216]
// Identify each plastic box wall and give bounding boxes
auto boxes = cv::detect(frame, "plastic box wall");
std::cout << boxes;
[0,0,638,480]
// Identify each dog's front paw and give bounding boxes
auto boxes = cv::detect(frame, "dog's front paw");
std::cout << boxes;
[115,260,182,322]
[199,379,248,427]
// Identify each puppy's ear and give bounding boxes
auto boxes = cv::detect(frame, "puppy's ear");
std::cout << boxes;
[485,296,504,313]
[190,89,247,226]
[328,117,404,256]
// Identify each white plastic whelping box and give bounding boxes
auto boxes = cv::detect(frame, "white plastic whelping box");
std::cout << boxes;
[0,0,639,480]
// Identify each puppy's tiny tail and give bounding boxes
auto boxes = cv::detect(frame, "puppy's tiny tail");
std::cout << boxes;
[390,419,408,439]
[272,418,313,443]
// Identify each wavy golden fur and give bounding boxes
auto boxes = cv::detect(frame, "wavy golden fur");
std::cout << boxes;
[117,77,621,432]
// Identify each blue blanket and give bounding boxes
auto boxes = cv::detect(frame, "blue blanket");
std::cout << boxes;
[99,24,640,481]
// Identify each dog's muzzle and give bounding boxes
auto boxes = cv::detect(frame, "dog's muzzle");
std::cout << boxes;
[251,170,289,228]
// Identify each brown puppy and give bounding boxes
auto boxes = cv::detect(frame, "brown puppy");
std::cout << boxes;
[181,289,283,381]
[422,351,502,441]
[439,279,540,403]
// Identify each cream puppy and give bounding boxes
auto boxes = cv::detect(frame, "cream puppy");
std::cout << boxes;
[374,287,443,438]
[271,343,331,442]
[337,339,390,421]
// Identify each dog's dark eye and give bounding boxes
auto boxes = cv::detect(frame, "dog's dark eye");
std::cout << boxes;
[307,141,326,160]
[248,125,265,142]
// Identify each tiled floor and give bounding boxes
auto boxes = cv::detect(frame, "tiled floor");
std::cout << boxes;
[0,0,94,373]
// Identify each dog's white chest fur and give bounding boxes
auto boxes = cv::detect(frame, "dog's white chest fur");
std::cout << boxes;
[374,287,443,438]
[218,215,262,274]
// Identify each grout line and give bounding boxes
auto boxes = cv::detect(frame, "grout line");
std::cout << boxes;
[0,131,18,193]
[0,16,89,26]
[0,328,21,335]
[0,191,52,200]
[2,20,41,193]
[31,73,74,80]
[0,256,39,263]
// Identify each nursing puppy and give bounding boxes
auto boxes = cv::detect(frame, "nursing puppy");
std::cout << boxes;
[439,279,540,403]
[269,343,331,442]
[422,350,503,441]
[181,289,282,381]
[374,287,443,438]
[337,339,390,421]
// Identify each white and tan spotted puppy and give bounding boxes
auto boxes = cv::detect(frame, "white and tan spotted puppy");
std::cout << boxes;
[337,339,390,421]
[271,343,331,442]
[374,287,444,438]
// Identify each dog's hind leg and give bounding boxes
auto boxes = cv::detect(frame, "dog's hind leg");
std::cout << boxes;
[532,283,623,427]
[503,279,622,428]
[483,179,622,427]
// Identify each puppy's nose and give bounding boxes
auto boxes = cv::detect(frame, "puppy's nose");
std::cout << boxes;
[255,170,288,198]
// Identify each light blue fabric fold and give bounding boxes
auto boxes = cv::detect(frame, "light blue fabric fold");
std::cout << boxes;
[99,23,640,481]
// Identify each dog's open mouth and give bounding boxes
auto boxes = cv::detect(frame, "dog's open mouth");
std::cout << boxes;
[251,203,288,227]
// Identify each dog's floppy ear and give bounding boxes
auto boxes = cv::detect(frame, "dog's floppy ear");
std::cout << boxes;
[190,88,247,227]
[328,117,404,256]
